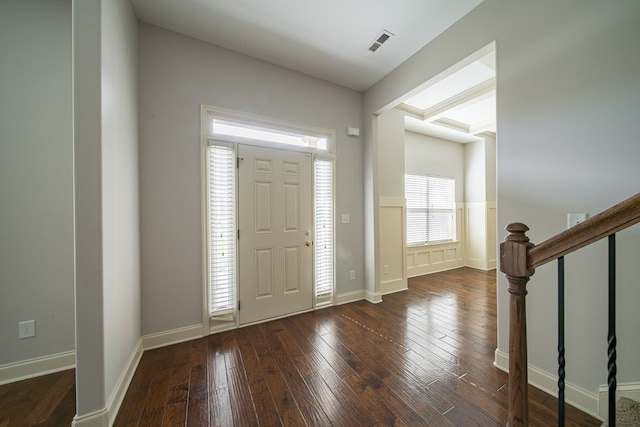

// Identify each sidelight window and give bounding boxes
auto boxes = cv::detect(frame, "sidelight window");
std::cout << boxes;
[206,142,236,316]
[314,159,334,298]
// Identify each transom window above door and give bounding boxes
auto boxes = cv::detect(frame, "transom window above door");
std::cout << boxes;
[212,119,328,151]
[208,110,333,154]
[202,105,336,334]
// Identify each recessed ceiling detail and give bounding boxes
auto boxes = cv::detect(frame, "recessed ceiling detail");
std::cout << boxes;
[399,51,496,142]
[368,30,394,53]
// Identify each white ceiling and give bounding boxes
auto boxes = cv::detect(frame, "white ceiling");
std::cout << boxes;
[401,51,496,143]
[131,0,484,92]
[131,0,494,143]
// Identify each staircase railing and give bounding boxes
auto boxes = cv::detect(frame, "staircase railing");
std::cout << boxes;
[500,193,640,426]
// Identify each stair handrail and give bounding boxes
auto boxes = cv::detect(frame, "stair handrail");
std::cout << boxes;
[530,193,640,269]
[500,192,640,426]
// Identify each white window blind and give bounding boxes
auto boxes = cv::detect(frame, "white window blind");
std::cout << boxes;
[315,160,334,296]
[405,174,455,245]
[207,143,236,316]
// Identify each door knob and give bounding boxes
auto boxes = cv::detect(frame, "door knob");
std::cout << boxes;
[305,240,312,246]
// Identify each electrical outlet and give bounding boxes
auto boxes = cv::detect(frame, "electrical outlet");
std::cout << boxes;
[349,270,355,280]
[19,320,35,339]
[383,265,389,274]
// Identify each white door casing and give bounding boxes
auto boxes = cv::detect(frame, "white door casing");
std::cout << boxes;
[237,145,313,325]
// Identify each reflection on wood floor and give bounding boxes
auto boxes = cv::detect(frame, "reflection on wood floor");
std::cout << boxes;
[114,267,599,426]
[0,267,602,426]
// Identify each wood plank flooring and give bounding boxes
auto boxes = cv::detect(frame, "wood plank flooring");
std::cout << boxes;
[0,268,602,426]
[114,267,600,426]
[0,369,75,427]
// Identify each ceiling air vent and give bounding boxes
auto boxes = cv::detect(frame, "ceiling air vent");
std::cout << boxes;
[368,30,394,53]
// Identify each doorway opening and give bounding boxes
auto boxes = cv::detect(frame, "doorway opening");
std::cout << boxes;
[398,43,497,276]
[373,42,498,338]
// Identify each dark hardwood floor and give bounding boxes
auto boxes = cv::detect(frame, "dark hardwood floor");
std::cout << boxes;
[0,267,602,426]
[0,368,75,427]
[114,267,600,426]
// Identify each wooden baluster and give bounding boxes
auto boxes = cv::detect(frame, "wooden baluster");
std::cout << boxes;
[500,223,535,427]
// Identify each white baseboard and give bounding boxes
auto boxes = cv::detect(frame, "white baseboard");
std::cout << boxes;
[494,349,599,418]
[380,278,408,295]
[337,285,407,305]
[142,324,203,351]
[364,289,382,304]
[465,259,491,270]
[105,339,143,426]
[407,261,466,278]
[72,339,143,427]
[336,290,365,305]
[598,382,640,419]
[75,327,199,427]
[72,407,109,427]
[0,350,75,385]
[465,264,497,272]
[493,348,509,373]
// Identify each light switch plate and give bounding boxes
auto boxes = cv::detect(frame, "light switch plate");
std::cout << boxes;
[341,214,350,224]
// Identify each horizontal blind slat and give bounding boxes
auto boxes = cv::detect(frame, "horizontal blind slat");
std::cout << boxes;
[208,144,236,315]
[405,174,455,245]
[315,160,334,296]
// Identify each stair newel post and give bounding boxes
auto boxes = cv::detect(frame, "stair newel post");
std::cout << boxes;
[500,223,535,427]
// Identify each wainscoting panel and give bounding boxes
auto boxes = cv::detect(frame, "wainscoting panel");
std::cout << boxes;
[465,202,497,270]
[379,198,407,294]
[406,205,464,277]
[487,202,497,269]
[406,243,465,277]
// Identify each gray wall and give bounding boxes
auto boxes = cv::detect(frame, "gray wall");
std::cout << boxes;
[101,0,141,404]
[484,134,496,203]
[73,0,140,417]
[365,0,640,396]
[377,109,405,199]
[73,0,105,414]
[0,0,74,366]
[138,24,364,335]
[405,131,465,203]
[464,140,486,203]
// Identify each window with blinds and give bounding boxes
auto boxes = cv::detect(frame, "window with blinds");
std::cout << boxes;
[405,174,456,245]
[207,142,236,316]
[315,160,334,297]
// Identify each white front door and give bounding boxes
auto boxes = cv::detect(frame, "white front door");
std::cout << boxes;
[237,145,313,325]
